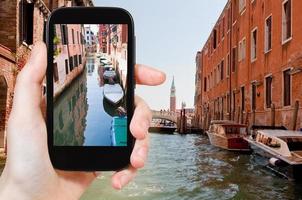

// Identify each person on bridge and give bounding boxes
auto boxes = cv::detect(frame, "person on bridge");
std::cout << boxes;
[0,42,166,199]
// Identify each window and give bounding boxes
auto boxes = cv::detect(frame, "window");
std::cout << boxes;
[79,55,82,65]
[65,59,69,75]
[232,47,237,72]
[54,63,59,82]
[251,28,257,61]
[251,83,257,111]
[77,31,80,44]
[61,25,68,45]
[204,77,207,92]
[69,57,73,71]
[232,91,236,112]
[283,69,291,106]
[211,72,213,88]
[221,60,224,81]
[19,0,34,45]
[239,38,246,61]
[228,8,232,31]
[239,0,246,13]
[214,68,217,85]
[72,29,75,44]
[265,16,272,52]
[227,54,230,77]
[222,17,225,38]
[213,29,217,49]
[241,86,245,111]
[74,55,78,67]
[227,93,230,113]
[282,0,292,42]
[265,76,272,108]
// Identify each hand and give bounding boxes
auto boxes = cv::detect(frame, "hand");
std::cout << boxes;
[0,42,166,200]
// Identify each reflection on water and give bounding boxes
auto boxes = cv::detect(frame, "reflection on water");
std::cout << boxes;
[54,58,125,146]
[81,134,302,200]
[53,68,88,146]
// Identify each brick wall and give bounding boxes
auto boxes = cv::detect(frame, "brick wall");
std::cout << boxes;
[0,46,16,148]
[197,0,302,130]
[0,0,17,52]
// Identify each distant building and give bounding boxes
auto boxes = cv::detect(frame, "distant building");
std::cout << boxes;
[170,76,176,113]
[195,0,302,130]
[84,26,97,53]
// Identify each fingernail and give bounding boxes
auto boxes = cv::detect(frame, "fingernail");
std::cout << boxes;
[120,174,129,188]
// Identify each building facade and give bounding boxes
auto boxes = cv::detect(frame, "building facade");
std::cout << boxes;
[0,0,93,150]
[84,26,97,54]
[196,0,302,130]
[53,24,87,98]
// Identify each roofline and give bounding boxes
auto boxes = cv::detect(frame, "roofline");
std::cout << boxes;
[200,0,231,53]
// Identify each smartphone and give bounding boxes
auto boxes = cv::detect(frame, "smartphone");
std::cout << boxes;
[46,7,135,171]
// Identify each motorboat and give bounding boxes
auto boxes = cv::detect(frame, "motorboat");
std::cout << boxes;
[103,83,124,105]
[245,129,302,180]
[206,121,250,151]
[103,70,116,80]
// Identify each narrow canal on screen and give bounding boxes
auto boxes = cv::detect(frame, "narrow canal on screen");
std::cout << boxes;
[53,57,119,146]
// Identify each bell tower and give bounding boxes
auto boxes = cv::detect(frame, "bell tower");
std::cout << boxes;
[170,76,176,112]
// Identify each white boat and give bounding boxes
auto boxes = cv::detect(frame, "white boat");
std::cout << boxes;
[103,70,116,79]
[245,129,302,180]
[103,84,124,105]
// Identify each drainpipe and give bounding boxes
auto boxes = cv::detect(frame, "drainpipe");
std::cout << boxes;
[229,0,233,120]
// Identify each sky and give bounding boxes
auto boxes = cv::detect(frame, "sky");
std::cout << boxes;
[94,0,227,110]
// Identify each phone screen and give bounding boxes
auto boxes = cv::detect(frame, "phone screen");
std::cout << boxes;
[52,24,128,147]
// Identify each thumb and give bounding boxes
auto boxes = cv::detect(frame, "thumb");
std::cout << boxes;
[12,42,47,117]
[6,42,49,165]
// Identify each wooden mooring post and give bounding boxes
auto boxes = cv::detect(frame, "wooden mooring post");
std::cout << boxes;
[292,100,300,131]
[271,103,275,127]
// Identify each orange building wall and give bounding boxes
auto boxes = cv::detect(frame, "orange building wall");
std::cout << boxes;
[196,0,302,130]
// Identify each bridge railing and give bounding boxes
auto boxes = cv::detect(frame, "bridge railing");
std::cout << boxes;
[151,110,177,117]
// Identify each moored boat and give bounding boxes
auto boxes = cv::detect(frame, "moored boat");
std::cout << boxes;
[206,121,250,151]
[103,84,124,105]
[111,116,127,146]
[103,70,116,80]
[245,129,302,181]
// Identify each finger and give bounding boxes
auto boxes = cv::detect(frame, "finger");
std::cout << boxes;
[6,42,49,169]
[130,96,152,140]
[10,42,47,118]
[111,166,137,190]
[135,64,166,86]
[130,133,149,169]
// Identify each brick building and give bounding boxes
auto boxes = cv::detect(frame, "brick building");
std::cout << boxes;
[0,45,16,149]
[0,0,93,150]
[195,0,302,130]
[53,24,86,98]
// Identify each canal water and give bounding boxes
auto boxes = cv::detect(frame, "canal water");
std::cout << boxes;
[53,57,122,146]
[0,134,302,199]
[81,133,302,200]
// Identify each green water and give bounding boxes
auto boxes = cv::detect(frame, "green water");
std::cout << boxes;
[81,134,302,200]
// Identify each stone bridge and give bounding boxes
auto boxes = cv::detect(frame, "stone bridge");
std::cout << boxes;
[151,110,177,123]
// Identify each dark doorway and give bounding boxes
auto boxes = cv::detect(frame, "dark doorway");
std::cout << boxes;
[0,76,8,148]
